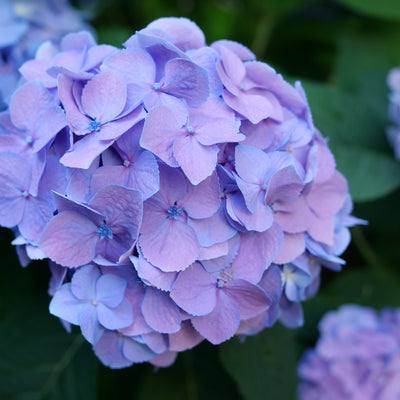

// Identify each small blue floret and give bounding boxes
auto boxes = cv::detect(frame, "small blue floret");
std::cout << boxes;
[88,119,101,132]
[167,204,184,220]
[96,221,113,240]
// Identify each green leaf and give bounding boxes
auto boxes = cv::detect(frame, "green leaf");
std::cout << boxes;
[302,80,400,202]
[135,344,242,400]
[219,324,298,400]
[0,295,97,400]
[0,235,98,400]
[329,143,400,202]
[335,0,400,21]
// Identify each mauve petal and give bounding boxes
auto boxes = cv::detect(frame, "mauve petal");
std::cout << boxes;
[279,296,304,328]
[259,264,283,303]
[273,232,305,264]
[273,196,312,233]
[79,306,105,345]
[71,265,100,300]
[132,255,176,291]
[192,289,240,344]
[94,331,133,369]
[235,144,268,185]
[307,214,335,246]
[10,81,61,133]
[146,17,205,50]
[224,279,271,319]
[170,262,216,316]
[122,337,157,363]
[173,134,219,185]
[266,166,304,204]
[103,48,155,86]
[19,196,53,243]
[39,211,98,268]
[169,320,204,351]
[89,185,143,241]
[81,70,127,123]
[140,106,181,167]
[219,46,246,87]
[142,287,181,333]
[53,192,104,225]
[233,225,283,284]
[49,283,87,325]
[182,171,220,219]
[96,106,146,141]
[139,218,199,272]
[163,58,209,107]
[223,89,273,124]
[60,134,114,169]
[58,75,91,135]
[0,153,30,227]
[307,171,348,219]
[199,241,229,261]
[120,291,152,336]
[97,298,133,330]
[228,191,273,232]
[314,141,336,184]
[96,273,127,307]
[188,206,236,247]
[201,234,240,273]
[150,351,177,367]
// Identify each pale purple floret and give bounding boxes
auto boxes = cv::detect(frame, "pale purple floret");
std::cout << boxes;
[170,262,271,344]
[387,68,400,159]
[40,185,143,267]
[298,305,400,400]
[58,70,146,168]
[138,164,220,272]
[93,330,158,369]
[0,16,363,369]
[50,264,133,344]
[0,0,92,105]
[103,47,209,126]
[8,80,67,153]
[141,98,244,184]
[90,122,159,200]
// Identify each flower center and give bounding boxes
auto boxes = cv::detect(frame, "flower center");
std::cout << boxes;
[217,263,235,288]
[96,221,113,240]
[153,82,161,91]
[88,119,101,132]
[167,204,184,220]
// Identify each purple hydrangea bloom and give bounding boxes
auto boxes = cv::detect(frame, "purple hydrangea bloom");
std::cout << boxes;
[387,67,400,159]
[0,0,92,108]
[0,17,363,368]
[298,305,400,400]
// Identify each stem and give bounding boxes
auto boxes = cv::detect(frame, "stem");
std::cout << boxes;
[182,351,198,400]
[39,334,85,397]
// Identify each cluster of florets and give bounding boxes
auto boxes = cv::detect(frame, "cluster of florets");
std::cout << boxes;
[298,305,400,399]
[0,17,362,368]
[0,0,90,109]
[387,68,400,159]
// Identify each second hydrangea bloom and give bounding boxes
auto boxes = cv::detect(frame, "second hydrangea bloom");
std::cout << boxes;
[0,17,363,368]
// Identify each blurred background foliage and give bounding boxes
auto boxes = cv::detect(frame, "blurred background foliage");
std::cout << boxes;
[1,0,400,399]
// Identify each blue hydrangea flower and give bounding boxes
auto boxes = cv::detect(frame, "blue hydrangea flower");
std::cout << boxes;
[298,305,400,400]
[0,17,364,368]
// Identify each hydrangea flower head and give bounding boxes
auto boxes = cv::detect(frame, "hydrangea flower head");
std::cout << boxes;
[0,0,92,109]
[387,67,400,159]
[0,17,363,368]
[298,305,400,400]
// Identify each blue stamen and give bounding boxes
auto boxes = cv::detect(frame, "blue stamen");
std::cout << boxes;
[153,82,161,91]
[96,221,113,240]
[167,204,184,220]
[88,119,101,132]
